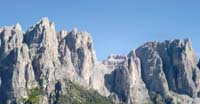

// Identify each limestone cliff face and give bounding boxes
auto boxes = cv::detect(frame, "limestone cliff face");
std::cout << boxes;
[0,18,99,104]
[136,39,200,103]
[58,28,96,80]
[0,17,200,104]
[103,51,150,104]
[0,24,37,104]
[24,18,62,96]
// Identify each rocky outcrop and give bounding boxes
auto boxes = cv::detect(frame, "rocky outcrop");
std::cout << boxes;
[136,39,200,103]
[24,17,61,95]
[58,28,96,80]
[136,43,169,95]
[0,24,37,104]
[104,51,150,104]
[0,17,200,104]
[198,59,200,69]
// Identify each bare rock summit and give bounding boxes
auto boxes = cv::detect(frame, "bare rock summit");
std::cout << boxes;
[0,18,200,104]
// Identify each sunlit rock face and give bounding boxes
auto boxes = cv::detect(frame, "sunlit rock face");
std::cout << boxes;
[58,28,96,80]
[24,17,61,95]
[1,17,200,104]
[136,39,200,103]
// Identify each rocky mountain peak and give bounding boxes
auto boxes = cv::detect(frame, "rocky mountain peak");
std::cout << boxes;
[72,27,78,34]
[24,17,58,58]
[57,30,67,42]
[128,49,137,58]
[136,39,200,99]
[40,17,49,24]
[23,18,61,96]
[58,28,96,80]
[14,23,22,31]
[1,17,200,104]
[103,50,150,103]
[0,24,23,59]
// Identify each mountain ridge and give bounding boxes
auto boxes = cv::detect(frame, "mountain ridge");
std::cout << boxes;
[0,17,200,104]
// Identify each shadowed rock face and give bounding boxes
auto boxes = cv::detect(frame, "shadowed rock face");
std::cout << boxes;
[0,17,200,104]
[104,51,150,104]
[0,24,37,104]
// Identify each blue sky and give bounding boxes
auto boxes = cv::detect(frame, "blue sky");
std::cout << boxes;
[1,0,200,60]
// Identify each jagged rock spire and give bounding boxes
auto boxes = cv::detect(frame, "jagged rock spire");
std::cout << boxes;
[58,28,96,80]
[14,23,22,31]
